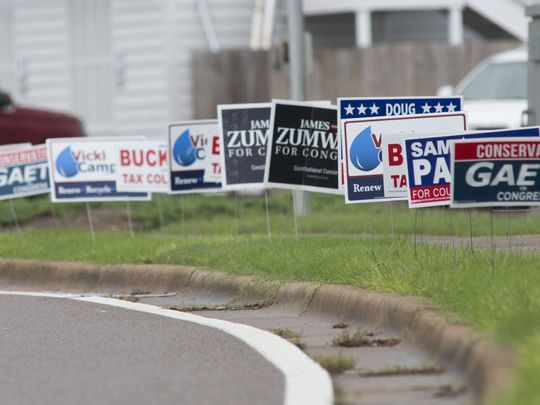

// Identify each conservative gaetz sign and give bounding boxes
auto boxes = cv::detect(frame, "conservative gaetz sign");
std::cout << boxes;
[218,103,270,189]
[451,138,540,207]
[0,144,49,200]
[47,137,150,202]
[265,100,340,194]
[404,127,540,208]
[168,120,222,194]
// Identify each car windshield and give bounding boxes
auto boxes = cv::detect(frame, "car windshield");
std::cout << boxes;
[460,61,526,100]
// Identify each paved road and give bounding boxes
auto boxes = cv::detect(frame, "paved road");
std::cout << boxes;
[0,295,284,405]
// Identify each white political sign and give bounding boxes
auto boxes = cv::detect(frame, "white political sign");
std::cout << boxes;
[47,137,150,202]
[168,120,223,194]
[116,141,169,193]
[381,116,467,199]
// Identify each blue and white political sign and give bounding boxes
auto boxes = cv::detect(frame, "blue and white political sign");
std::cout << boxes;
[405,127,540,208]
[0,144,49,200]
[338,97,462,121]
[47,137,150,202]
[340,111,466,204]
[168,120,223,194]
[451,138,540,207]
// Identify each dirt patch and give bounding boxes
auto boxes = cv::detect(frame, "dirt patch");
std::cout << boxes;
[15,207,141,232]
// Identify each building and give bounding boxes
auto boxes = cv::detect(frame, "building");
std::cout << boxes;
[0,0,528,138]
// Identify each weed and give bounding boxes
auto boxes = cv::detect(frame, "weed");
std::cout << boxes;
[332,329,371,347]
[359,364,444,377]
[271,328,307,350]
[312,353,356,375]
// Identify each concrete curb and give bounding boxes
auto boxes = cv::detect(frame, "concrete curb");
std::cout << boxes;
[0,258,514,404]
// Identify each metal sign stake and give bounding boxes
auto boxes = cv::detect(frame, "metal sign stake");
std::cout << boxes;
[156,195,164,229]
[8,200,20,232]
[413,209,418,256]
[234,192,239,236]
[264,189,272,243]
[490,210,495,277]
[389,202,395,242]
[126,202,134,237]
[468,209,474,252]
[292,190,299,240]
[506,207,512,251]
[86,202,96,243]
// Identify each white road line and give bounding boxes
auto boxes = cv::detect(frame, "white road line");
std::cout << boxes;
[0,291,333,405]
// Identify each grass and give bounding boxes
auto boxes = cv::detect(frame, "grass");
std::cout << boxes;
[271,328,307,350]
[0,193,539,403]
[358,364,444,377]
[332,329,371,347]
[312,353,356,375]
[2,192,540,238]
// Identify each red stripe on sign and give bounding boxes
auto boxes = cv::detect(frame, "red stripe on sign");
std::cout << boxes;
[454,140,540,160]
[409,184,450,204]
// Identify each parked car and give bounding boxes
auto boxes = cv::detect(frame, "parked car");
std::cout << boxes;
[0,90,85,145]
[438,47,527,130]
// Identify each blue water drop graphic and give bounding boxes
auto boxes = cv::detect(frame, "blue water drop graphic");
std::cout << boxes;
[349,126,381,171]
[56,146,78,178]
[173,129,197,166]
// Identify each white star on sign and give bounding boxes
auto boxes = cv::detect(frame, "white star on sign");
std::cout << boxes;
[357,104,367,115]
[344,104,355,115]
[421,103,431,113]
[434,102,443,113]
[369,103,379,115]
[446,102,456,112]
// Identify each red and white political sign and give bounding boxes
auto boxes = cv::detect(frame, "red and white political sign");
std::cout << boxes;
[116,141,169,193]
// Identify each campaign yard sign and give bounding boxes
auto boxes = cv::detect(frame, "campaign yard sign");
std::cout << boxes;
[338,96,463,193]
[265,100,340,194]
[451,138,540,208]
[341,112,467,204]
[381,126,468,200]
[404,127,540,208]
[218,103,270,189]
[0,144,49,200]
[168,120,223,194]
[116,141,169,193]
[47,137,150,202]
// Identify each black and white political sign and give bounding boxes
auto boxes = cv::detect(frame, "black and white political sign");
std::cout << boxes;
[265,100,340,194]
[218,103,270,189]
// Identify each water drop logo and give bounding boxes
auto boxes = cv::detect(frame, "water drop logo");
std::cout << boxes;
[173,129,197,166]
[349,126,381,171]
[56,146,78,178]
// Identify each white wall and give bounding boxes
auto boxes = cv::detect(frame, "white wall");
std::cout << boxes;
[0,0,255,139]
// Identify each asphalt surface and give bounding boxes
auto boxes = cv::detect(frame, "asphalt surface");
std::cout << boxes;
[0,295,284,405]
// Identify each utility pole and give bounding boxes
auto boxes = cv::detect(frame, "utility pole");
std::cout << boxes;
[527,5,540,126]
[286,0,310,216]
